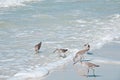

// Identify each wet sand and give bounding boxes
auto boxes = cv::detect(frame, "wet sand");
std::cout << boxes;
[44,42,120,80]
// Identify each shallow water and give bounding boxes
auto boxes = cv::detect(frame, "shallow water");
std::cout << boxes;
[0,0,120,80]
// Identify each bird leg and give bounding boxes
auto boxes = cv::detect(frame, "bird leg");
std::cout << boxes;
[59,53,66,58]
[73,59,80,65]
[73,54,81,65]
[87,68,89,76]
[80,55,83,62]
[80,55,86,62]
[35,50,39,54]
[92,68,96,77]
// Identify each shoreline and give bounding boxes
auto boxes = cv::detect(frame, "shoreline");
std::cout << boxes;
[44,42,120,80]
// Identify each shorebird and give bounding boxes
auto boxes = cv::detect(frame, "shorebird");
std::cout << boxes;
[34,42,42,54]
[73,43,90,64]
[53,48,68,58]
[81,61,100,76]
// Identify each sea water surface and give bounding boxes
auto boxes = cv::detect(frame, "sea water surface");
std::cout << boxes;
[0,0,120,80]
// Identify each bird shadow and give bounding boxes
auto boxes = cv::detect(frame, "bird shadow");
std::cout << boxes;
[87,52,94,55]
[83,75,101,77]
[39,51,43,53]
[59,55,67,58]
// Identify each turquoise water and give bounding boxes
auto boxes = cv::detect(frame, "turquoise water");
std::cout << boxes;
[0,0,120,80]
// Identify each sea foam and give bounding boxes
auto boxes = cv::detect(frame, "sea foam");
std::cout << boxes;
[8,49,78,80]
[0,0,42,8]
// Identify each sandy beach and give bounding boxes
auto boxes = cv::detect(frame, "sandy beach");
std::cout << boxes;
[0,1,120,80]
[44,42,120,80]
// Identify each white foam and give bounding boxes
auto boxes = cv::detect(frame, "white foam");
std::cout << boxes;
[0,0,42,8]
[8,67,49,80]
[8,49,78,80]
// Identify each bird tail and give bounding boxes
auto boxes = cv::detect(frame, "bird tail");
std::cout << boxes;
[95,65,100,67]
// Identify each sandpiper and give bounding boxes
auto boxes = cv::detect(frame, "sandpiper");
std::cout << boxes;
[34,42,42,54]
[73,43,90,64]
[81,61,99,76]
[53,48,68,58]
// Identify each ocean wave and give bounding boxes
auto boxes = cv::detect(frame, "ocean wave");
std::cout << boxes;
[74,14,120,50]
[0,0,42,8]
